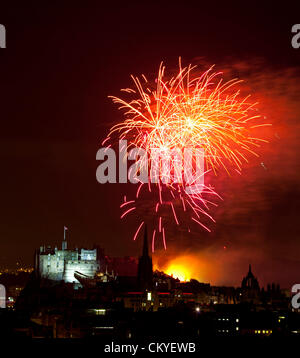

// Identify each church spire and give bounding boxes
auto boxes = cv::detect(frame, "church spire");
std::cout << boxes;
[137,224,153,290]
[142,224,149,257]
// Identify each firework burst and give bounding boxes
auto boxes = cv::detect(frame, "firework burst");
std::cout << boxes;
[105,59,269,250]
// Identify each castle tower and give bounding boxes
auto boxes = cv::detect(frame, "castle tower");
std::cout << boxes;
[137,225,153,290]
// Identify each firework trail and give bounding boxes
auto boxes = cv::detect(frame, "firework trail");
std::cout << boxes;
[105,59,269,250]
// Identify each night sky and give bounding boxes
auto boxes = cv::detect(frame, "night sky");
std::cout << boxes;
[1,2,300,288]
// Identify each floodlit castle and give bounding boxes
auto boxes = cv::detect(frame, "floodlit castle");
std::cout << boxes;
[35,234,100,286]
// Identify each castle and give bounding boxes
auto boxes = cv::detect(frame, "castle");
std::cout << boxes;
[35,235,100,286]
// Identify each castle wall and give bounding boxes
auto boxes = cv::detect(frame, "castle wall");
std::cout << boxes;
[63,260,100,283]
[39,253,64,281]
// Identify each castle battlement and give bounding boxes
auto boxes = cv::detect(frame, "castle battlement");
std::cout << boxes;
[35,237,100,286]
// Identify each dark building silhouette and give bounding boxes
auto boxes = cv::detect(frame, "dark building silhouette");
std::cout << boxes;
[241,265,260,290]
[137,226,153,290]
[241,264,260,303]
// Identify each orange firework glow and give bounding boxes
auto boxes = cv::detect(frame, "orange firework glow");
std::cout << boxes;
[154,255,208,282]
[164,263,192,282]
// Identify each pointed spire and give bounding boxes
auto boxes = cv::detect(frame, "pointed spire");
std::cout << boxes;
[249,264,252,274]
[143,224,149,257]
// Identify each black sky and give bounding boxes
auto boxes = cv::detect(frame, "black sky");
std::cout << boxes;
[0,1,300,287]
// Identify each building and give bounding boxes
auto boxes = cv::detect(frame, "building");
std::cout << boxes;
[137,226,153,291]
[35,236,100,286]
[240,264,260,303]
